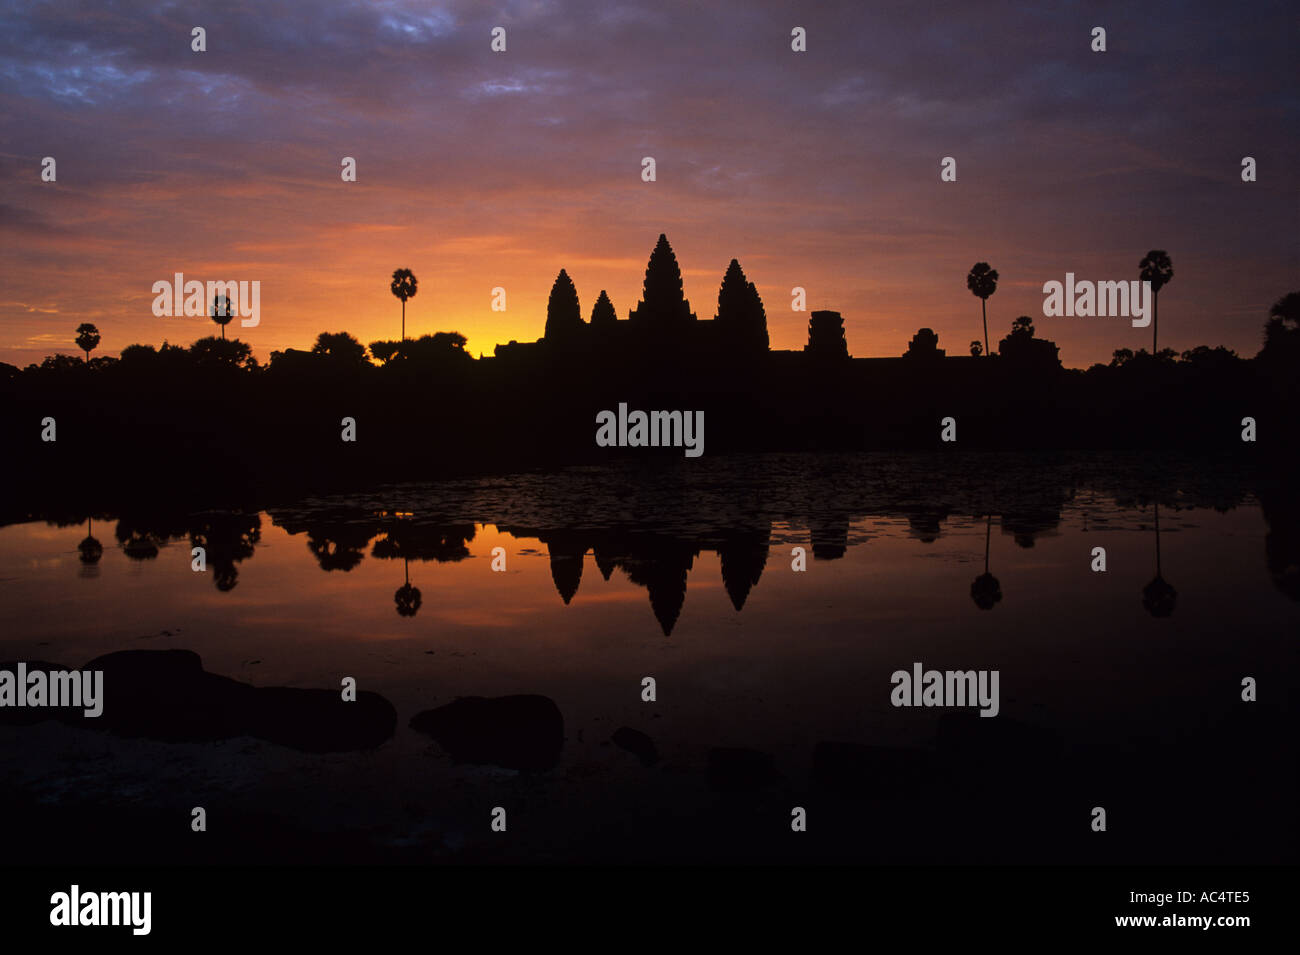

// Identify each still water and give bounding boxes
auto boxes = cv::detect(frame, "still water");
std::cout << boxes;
[2,453,1295,863]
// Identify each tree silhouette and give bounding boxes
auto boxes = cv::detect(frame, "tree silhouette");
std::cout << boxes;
[1179,344,1239,370]
[189,336,257,371]
[394,558,422,617]
[118,343,158,369]
[368,340,400,365]
[970,514,1002,610]
[390,268,418,341]
[969,339,982,357]
[430,330,467,351]
[74,323,100,362]
[966,262,998,357]
[210,295,233,340]
[544,269,583,341]
[1267,290,1300,334]
[1010,315,1034,337]
[590,290,617,327]
[311,331,368,366]
[402,332,470,365]
[1139,250,1174,354]
[1262,290,1300,363]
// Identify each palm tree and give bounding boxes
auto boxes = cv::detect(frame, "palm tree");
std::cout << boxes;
[390,268,418,341]
[1138,250,1173,353]
[74,323,100,362]
[970,513,1002,609]
[966,263,999,357]
[210,295,233,340]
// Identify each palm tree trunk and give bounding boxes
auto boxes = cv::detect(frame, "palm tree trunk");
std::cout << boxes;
[981,299,988,357]
[402,300,406,341]
[984,514,991,571]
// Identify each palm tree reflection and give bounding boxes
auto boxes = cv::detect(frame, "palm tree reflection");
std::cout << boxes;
[77,517,103,578]
[394,558,422,617]
[1142,502,1177,617]
[970,513,1002,610]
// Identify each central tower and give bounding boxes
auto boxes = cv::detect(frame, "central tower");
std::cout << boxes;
[628,234,697,337]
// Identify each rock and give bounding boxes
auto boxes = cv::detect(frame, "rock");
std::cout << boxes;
[611,726,659,766]
[410,694,563,771]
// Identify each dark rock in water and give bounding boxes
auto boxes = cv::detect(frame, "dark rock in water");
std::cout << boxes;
[812,741,935,797]
[707,746,781,792]
[410,694,563,771]
[611,726,659,766]
[1,650,397,753]
[0,660,72,726]
[87,649,248,742]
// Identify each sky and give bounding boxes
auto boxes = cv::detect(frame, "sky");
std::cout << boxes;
[1,0,1297,368]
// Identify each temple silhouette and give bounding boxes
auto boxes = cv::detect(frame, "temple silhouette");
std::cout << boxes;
[491,232,1060,374]
[494,233,773,365]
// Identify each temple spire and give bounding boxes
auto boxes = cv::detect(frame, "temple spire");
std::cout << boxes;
[629,234,696,331]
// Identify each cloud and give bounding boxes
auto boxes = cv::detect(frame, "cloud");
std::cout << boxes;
[0,0,1295,367]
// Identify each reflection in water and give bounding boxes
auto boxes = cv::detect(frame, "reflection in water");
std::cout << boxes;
[540,530,585,605]
[394,558,421,617]
[0,452,1295,864]
[1142,502,1178,618]
[189,510,261,592]
[970,514,1002,610]
[718,525,770,611]
[306,522,371,571]
[11,452,1297,630]
[77,517,103,578]
[118,527,160,560]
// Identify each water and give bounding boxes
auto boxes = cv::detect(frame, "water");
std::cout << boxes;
[1,452,1296,863]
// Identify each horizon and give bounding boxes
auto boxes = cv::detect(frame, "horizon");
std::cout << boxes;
[3,0,1297,369]
[6,228,1295,371]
